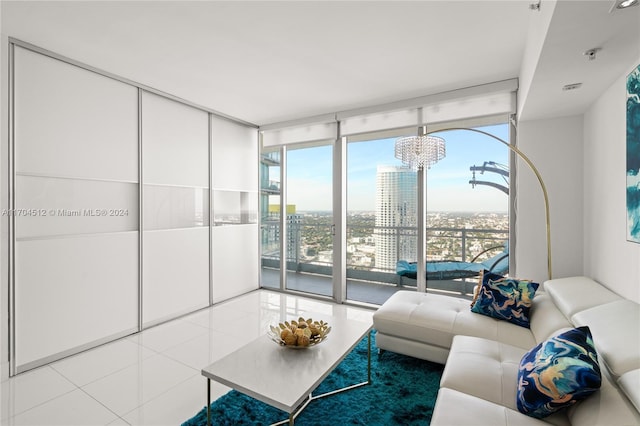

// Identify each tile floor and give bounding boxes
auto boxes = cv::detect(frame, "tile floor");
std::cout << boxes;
[0,290,374,425]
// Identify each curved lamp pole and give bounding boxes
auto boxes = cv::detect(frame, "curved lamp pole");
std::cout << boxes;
[426,127,553,281]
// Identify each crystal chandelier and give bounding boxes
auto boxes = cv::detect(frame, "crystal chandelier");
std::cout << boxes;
[394,135,446,171]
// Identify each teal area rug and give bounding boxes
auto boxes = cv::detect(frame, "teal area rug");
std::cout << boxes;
[183,331,443,426]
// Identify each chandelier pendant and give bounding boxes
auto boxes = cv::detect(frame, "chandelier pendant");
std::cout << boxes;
[394,135,446,171]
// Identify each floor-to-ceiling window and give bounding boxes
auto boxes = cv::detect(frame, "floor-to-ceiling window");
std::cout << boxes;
[260,148,282,289]
[259,142,335,298]
[339,123,510,304]
[425,124,510,297]
[259,80,518,305]
[345,134,418,304]
[259,123,512,305]
[285,143,334,296]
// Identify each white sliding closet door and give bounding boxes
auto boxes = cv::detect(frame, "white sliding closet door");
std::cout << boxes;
[13,46,139,371]
[211,116,259,303]
[142,91,209,325]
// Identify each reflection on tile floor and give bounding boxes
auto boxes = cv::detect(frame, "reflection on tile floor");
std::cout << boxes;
[0,290,373,425]
[262,267,409,305]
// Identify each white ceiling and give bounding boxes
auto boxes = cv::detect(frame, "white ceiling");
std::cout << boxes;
[521,0,640,121]
[1,1,639,126]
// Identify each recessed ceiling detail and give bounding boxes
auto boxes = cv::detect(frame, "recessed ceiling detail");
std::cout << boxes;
[611,0,639,12]
[583,48,601,61]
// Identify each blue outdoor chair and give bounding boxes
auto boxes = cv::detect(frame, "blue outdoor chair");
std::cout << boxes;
[396,244,509,281]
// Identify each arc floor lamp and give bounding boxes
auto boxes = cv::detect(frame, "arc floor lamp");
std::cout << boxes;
[394,126,552,291]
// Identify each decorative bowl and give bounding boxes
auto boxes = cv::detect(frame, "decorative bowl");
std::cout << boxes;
[268,317,331,348]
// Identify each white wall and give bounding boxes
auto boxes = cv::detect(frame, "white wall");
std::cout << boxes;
[517,0,557,119]
[584,60,640,303]
[516,115,584,284]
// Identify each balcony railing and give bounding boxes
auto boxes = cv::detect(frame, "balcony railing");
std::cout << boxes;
[261,222,508,297]
[260,180,280,193]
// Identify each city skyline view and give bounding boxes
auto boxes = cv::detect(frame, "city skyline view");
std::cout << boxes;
[285,124,510,212]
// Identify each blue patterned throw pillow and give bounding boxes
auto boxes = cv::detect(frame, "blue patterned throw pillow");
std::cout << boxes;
[516,326,601,418]
[470,270,539,328]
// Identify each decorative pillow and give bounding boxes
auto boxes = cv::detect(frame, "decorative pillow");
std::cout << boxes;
[516,326,602,418]
[470,270,539,328]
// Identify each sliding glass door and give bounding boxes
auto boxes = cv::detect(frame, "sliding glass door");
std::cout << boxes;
[260,148,282,289]
[285,143,334,297]
[346,135,418,304]
[259,142,335,297]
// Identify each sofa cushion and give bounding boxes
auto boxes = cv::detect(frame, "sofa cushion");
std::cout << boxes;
[471,271,539,328]
[617,369,640,413]
[375,331,451,364]
[571,299,640,379]
[440,335,569,426]
[544,276,621,319]
[440,335,524,408]
[528,292,573,344]
[432,388,562,426]
[567,367,640,426]
[516,327,602,419]
[372,291,536,352]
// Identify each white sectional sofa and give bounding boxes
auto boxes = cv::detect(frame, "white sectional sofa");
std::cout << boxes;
[372,276,640,425]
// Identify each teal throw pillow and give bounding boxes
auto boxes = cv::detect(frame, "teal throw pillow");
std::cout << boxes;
[516,326,601,418]
[470,270,539,328]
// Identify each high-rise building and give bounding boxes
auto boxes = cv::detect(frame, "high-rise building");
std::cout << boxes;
[374,165,418,270]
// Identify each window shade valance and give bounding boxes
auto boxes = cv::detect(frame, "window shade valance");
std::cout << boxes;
[260,79,517,145]
[261,116,338,147]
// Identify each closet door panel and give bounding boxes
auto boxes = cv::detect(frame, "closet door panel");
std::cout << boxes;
[210,116,258,302]
[12,46,139,372]
[211,115,258,191]
[15,175,138,239]
[15,233,138,369]
[143,184,209,231]
[141,92,210,325]
[142,228,209,324]
[212,224,259,303]
[142,92,209,187]
[14,46,138,182]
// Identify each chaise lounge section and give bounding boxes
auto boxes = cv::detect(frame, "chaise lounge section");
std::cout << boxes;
[372,276,640,425]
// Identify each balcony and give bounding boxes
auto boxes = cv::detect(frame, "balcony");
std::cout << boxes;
[260,180,281,194]
[261,223,508,305]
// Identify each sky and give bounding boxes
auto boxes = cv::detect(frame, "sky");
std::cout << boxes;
[282,124,510,212]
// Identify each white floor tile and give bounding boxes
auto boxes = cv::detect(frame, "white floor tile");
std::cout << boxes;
[6,389,118,425]
[122,374,229,426]
[182,304,250,330]
[215,290,264,314]
[345,306,375,323]
[0,290,373,426]
[0,366,76,420]
[50,339,156,387]
[126,320,208,353]
[81,354,197,416]
[162,330,247,370]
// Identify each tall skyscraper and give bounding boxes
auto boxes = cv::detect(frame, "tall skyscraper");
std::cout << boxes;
[374,165,418,270]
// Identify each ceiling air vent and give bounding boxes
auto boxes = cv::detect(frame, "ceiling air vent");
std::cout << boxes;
[562,83,583,92]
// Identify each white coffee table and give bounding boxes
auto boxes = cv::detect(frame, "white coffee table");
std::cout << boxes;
[201,315,372,425]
